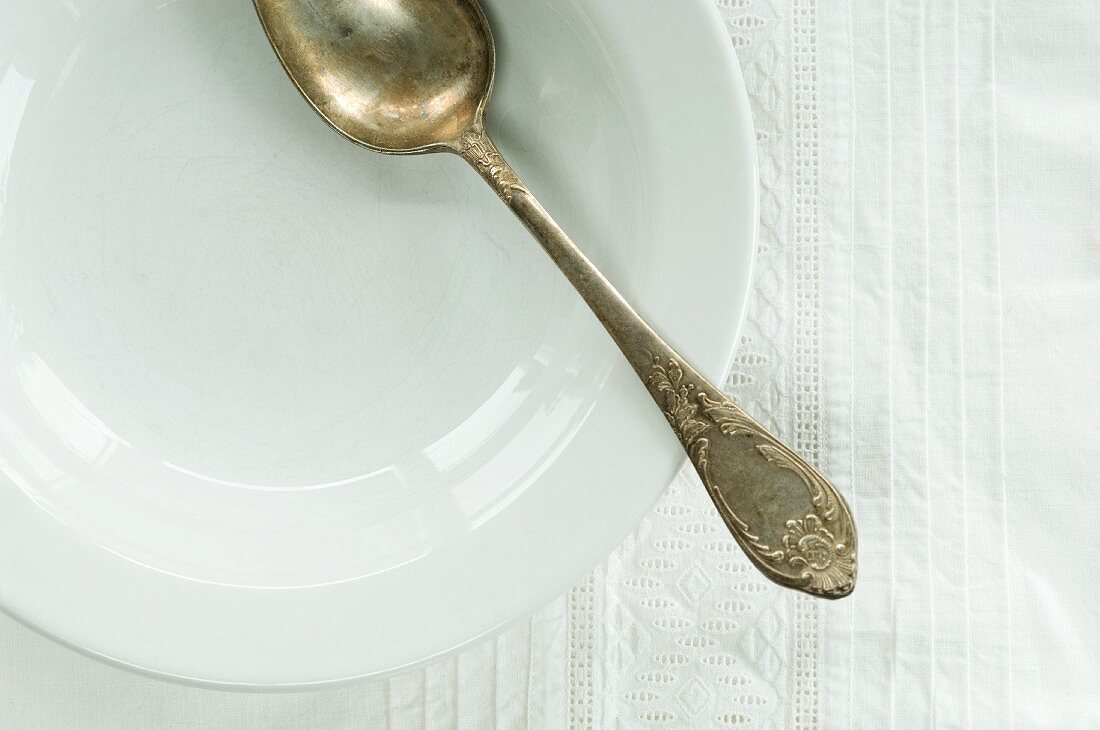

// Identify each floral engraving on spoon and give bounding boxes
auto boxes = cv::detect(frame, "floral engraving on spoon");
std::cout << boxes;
[646,356,856,596]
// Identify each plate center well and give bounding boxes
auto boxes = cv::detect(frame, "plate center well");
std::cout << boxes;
[0,0,642,585]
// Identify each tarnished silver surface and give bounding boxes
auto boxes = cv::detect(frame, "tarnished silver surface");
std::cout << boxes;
[253,0,857,598]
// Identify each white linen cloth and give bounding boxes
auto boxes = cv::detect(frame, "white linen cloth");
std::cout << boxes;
[1,0,1096,726]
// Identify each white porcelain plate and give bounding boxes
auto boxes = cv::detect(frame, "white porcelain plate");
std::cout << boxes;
[0,0,756,688]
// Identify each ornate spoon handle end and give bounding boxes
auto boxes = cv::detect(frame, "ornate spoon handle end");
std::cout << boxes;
[641,355,856,598]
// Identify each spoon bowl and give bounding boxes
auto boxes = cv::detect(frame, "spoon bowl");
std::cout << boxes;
[254,0,494,152]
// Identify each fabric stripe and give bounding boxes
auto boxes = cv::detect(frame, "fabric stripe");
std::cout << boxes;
[956,0,1012,724]
[493,625,531,730]
[923,0,972,725]
[422,656,459,730]
[791,2,825,727]
[455,636,496,730]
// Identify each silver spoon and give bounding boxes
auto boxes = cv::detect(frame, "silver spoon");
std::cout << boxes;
[252,0,856,597]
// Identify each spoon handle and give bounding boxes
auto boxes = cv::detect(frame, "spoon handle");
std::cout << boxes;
[456,125,856,598]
